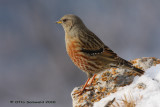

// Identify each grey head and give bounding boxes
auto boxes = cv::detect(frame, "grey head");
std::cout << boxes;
[56,14,86,32]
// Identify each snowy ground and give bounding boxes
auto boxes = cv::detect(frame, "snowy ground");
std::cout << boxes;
[94,64,160,107]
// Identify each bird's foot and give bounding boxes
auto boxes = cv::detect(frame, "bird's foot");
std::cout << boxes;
[73,86,93,96]
[73,75,97,96]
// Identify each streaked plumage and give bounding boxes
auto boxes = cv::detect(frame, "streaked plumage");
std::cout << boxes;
[57,14,144,95]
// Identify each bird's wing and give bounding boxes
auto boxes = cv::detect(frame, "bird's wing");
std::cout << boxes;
[103,45,117,58]
[79,30,117,57]
[78,31,104,55]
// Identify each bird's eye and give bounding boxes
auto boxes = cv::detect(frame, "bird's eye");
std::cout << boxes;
[63,19,67,22]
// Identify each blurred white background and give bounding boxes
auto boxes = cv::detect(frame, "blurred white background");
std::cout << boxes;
[0,0,160,107]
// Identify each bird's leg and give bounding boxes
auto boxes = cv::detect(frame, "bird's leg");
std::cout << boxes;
[74,75,97,96]
[74,78,90,95]
[78,78,90,95]
[87,74,97,87]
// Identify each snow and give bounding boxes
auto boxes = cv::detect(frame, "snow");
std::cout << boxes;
[94,64,160,107]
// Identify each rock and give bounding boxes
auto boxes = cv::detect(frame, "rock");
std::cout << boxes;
[71,57,160,107]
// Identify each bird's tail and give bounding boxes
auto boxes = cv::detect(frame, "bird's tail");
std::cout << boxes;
[116,57,144,76]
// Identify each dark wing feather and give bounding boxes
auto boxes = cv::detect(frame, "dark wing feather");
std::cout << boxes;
[103,45,117,58]
[81,48,104,56]
[78,30,105,54]
[78,29,118,58]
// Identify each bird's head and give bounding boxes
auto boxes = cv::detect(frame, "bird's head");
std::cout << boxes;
[56,14,86,32]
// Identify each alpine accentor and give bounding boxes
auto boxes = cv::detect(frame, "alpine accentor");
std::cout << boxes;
[56,14,144,95]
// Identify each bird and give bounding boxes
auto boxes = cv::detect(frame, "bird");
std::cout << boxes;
[56,14,144,95]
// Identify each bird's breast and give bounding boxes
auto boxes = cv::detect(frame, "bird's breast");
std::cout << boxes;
[65,36,92,72]
[66,39,86,67]
[65,38,103,73]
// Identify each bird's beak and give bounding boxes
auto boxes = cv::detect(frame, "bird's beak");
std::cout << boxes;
[56,20,62,24]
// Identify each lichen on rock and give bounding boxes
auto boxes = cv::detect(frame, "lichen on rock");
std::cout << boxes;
[71,57,160,107]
